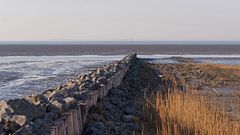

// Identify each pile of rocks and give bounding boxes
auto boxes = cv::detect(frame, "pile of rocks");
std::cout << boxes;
[83,58,143,135]
[0,53,137,135]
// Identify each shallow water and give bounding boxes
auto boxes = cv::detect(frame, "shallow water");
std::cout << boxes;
[0,54,240,100]
[138,55,240,65]
[0,55,122,100]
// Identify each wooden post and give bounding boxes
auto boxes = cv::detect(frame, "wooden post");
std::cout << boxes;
[79,102,88,124]
[88,92,94,106]
[77,107,83,133]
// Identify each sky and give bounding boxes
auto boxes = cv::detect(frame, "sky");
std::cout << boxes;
[0,0,240,41]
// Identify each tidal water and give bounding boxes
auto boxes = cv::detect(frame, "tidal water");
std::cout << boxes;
[0,45,239,100]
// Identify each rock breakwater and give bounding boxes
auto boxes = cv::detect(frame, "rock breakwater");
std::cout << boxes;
[0,53,137,135]
[83,58,162,135]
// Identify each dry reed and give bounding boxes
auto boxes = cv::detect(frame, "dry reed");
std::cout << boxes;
[144,92,240,135]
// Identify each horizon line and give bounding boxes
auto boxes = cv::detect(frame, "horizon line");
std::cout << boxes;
[0,40,240,45]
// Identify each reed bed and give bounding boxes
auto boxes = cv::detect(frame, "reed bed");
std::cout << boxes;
[144,92,240,135]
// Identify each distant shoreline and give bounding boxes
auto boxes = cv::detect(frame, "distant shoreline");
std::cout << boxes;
[1,40,240,45]
[0,45,240,56]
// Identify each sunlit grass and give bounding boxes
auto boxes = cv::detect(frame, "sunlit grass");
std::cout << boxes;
[144,91,240,135]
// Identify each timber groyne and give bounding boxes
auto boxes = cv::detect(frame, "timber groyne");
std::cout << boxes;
[0,53,137,135]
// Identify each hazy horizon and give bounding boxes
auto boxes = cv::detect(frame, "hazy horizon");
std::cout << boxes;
[1,0,240,41]
[0,40,240,45]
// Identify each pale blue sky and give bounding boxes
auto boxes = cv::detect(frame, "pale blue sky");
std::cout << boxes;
[0,0,240,41]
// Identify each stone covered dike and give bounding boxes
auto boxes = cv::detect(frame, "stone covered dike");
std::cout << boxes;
[0,53,137,135]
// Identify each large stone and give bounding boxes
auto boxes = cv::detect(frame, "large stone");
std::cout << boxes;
[51,99,66,112]
[65,81,79,91]
[48,91,65,102]
[79,82,90,89]
[57,85,63,91]
[78,74,86,80]
[9,115,26,126]
[4,115,27,126]
[97,77,108,84]
[42,90,54,100]
[24,94,48,106]
[63,97,77,109]
[3,120,21,134]
[96,68,103,75]
[2,115,26,134]
[91,76,99,82]
[84,75,91,82]
[89,82,101,90]
[0,100,13,120]
[7,99,45,120]
[71,91,89,101]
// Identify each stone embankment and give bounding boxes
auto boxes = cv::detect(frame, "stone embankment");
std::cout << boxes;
[0,53,137,135]
[83,58,162,135]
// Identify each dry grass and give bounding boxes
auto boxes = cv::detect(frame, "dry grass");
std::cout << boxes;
[144,92,240,135]
[142,63,240,135]
[157,63,240,89]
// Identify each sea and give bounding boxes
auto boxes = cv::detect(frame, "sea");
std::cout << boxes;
[0,45,240,100]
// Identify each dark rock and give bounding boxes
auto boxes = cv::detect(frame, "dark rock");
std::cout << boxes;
[122,115,138,123]
[7,99,45,120]
[44,111,57,122]
[91,122,104,131]
[3,120,21,134]
[103,111,119,121]
[48,92,64,101]
[97,77,108,84]
[13,125,32,135]
[117,123,140,135]
[84,127,103,135]
[31,118,45,130]
[102,100,116,111]
[72,91,89,101]
[79,82,91,89]
[84,122,105,135]
[89,82,101,90]
[0,123,3,133]
[123,106,136,115]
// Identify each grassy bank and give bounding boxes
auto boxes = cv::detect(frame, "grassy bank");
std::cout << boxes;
[142,63,240,135]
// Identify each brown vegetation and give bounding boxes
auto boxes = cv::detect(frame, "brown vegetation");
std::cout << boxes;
[142,63,240,135]
[157,63,240,89]
[144,91,240,135]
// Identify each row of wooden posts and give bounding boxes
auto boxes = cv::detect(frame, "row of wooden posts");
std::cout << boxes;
[48,65,130,135]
